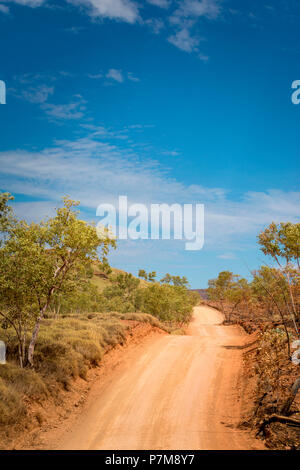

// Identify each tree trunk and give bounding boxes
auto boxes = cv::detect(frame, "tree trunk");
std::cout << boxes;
[18,342,23,368]
[27,263,69,366]
[258,414,300,436]
[27,304,48,367]
[17,320,25,368]
[285,271,299,335]
[280,377,300,415]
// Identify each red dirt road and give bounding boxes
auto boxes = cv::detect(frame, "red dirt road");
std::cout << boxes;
[56,306,262,450]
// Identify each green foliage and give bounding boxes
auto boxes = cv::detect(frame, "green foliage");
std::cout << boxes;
[258,222,300,329]
[0,194,116,367]
[138,269,148,281]
[138,269,156,282]
[208,271,250,317]
[0,192,15,237]
[102,273,141,312]
[139,283,197,323]
[0,310,166,427]
[102,270,196,324]
[258,222,300,267]
[161,273,189,288]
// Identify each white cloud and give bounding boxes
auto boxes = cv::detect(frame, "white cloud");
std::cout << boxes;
[0,131,299,253]
[67,0,139,23]
[106,68,124,83]
[64,26,84,34]
[0,133,224,211]
[0,4,9,13]
[198,52,209,62]
[41,96,87,120]
[87,72,103,79]
[1,0,46,6]
[146,0,170,8]
[168,27,200,53]
[2,0,140,23]
[218,253,237,260]
[127,72,140,82]
[168,0,222,55]
[162,150,179,156]
[145,17,165,34]
[21,85,54,104]
[172,0,222,21]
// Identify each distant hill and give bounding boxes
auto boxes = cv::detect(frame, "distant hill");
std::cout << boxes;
[190,289,208,300]
[91,264,149,292]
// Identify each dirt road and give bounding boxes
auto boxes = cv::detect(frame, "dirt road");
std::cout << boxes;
[56,306,260,450]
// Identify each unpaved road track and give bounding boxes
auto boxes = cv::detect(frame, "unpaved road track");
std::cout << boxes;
[57,306,261,450]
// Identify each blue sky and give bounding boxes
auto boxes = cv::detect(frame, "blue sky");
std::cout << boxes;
[0,0,300,287]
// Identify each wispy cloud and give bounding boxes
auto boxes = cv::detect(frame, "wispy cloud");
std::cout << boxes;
[41,95,87,121]
[87,72,103,79]
[0,129,299,252]
[106,68,124,83]
[198,52,209,62]
[1,0,46,7]
[67,0,140,24]
[146,0,170,8]
[0,3,9,13]
[168,0,222,56]
[127,72,140,82]
[21,84,54,104]
[162,150,180,156]
[168,27,200,53]
[2,0,140,22]
[105,69,140,83]
[145,17,165,34]
[64,26,84,34]
[2,0,223,60]
[171,0,222,22]
[11,73,87,121]
[218,253,237,260]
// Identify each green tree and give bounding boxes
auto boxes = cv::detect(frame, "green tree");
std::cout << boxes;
[0,195,115,367]
[160,273,172,284]
[103,273,140,312]
[138,269,148,281]
[208,271,249,319]
[148,271,157,282]
[138,270,156,282]
[0,192,14,238]
[140,284,194,323]
[161,274,189,288]
[258,222,300,332]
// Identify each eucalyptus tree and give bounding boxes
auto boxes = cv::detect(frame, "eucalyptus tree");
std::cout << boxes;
[258,222,300,333]
[0,195,115,367]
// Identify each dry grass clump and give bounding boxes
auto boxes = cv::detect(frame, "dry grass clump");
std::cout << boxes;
[122,312,166,328]
[0,363,49,426]
[0,310,165,426]
[0,363,48,398]
[0,377,26,426]
[33,315,128,387]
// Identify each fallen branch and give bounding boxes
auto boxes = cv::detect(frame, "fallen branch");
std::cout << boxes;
[258,414,300,435]
[280,377,300,415]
